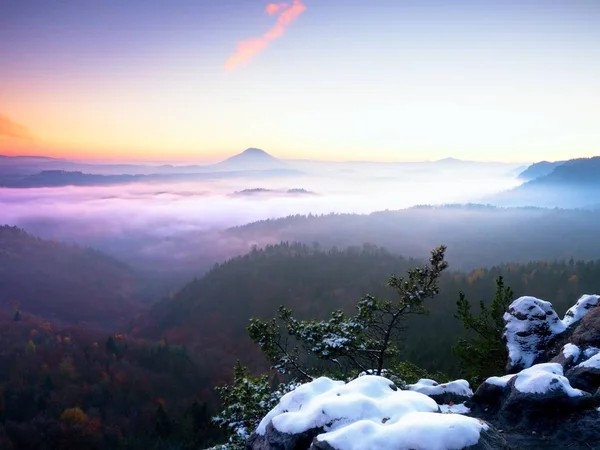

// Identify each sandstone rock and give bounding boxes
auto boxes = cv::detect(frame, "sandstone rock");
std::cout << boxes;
[503,297,566,373]
[469,363,596,429]
[569,306,600,348]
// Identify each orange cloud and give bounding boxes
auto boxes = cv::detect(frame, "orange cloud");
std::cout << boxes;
[0,114,33,141]
[266,3,289,15]
[224,0,307,72]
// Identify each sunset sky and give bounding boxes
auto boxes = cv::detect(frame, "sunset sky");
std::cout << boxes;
[1,0,599,163]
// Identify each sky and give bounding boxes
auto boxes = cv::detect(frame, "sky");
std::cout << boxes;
[1,0,599,163]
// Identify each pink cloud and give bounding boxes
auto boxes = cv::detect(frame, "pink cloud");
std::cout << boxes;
[224,0,307,72]
[266,3,289,15]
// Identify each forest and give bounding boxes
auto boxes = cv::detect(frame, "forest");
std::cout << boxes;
[2,225,600,448]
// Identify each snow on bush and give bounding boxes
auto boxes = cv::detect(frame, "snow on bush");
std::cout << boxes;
[407,378,473,398]
[563,294,600,327]
[256,375,490,450]
[484,363,585,397]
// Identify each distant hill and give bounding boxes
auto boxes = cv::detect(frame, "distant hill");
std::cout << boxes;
[223,205,600,270]
[231,187,317,197]
[212,148,288,172]
[518,160,566,181]
[489,157,600,208]
[0,167,304,188]
[0,225,141,326]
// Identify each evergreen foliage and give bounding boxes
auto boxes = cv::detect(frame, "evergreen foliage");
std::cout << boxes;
[453,276,514,383]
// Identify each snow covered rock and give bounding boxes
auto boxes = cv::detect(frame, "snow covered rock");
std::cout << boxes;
[311,413,510,450]
[563,295,600,328]
[407,378,473,405]
[550,343,582,369]
[504,294,600,373]
[470,363,595,428]
[503,297,567,373]
[565,353,600,393]
[247,375,510,450]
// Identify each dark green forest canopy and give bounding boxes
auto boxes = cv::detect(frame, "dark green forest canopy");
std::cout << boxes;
[144,241,600,379]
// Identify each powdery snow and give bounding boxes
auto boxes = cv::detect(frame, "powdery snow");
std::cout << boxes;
[562,343,581,361]
[513,363,584,396]
[484,363,585,397]
[256,377,346,435]
[584,347,600,359]
[576,352,600,369]
[439,403,471,414]
[256,375,489,450]
[562,294,600,327]
[315,412,487,450]
[485,374,515,388]
[407,378,473,398]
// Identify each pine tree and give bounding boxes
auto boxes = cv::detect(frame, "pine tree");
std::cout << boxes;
[453,276,514,384]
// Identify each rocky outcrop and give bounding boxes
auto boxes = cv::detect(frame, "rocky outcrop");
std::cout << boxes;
[246,421,320,450]
[503,294,600,373]
[247,293,600,450]
[469,363,597,429]
[569,305,600,348]
[503,297,566,373]
[565,353,600,392]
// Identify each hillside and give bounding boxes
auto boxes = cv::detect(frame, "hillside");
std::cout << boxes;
[141,242,600,386]
[518,160,565,181]
[223,205,600,270]
[0,226,141,327]
[491,157,600,208]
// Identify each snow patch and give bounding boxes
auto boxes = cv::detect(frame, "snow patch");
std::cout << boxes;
[562,343,581,361]
[439,403,471,414]
[576,353,600,369]
[256,377,345,435]
[316,411,487,450]
[485,374,515,388]
[484,363,584,397]
[407,378,473,398]
[583,347,600,359]
[563,294,600,327]
[513,363,585,397]
[257,375,489,450]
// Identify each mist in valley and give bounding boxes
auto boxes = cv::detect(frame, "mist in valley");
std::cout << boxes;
[0,160,524,284]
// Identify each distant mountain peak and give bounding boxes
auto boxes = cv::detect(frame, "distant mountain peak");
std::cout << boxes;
[214,148,285,171]
[241,148,270,156]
